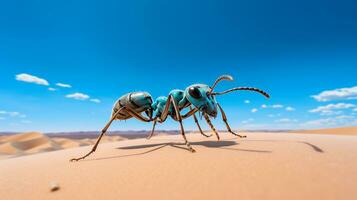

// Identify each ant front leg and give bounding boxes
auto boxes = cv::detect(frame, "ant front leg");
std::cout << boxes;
[181,106,211,138]
[217,103,246,138]
[192,110,212,138]
[204,114,220,140]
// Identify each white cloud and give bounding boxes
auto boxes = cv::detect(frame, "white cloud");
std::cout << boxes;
[272,104,284,108]
[48,87,57,91]
[90,99,101,103]
[244,100,250,104]
[312,86,357,102]
[0,111,20,117]
[15,73,49,86]
[0,111,26,118]
[309,103,355,116]
[56,83,72,88]
[251,108,258,113]
[261,104,284,109]
[275,118,298,123]
[267,113,282,118]
[65,92,90,100]
[285,106,296,111]
[301,115,357,128]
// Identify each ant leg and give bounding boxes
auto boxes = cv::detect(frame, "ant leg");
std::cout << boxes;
[159,95,173,122]
[204,114,220,140]
[181,107,199,119]
[147,120,157,139]
[217,103,246,138]
[169,95,195,153]
[70,108,124,162]
[191,108,212,138]
[125,107,153,122]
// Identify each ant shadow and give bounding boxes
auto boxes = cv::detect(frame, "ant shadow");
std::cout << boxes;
[87,139,271,161]
[119,140,272,153]
[84,137,323,162]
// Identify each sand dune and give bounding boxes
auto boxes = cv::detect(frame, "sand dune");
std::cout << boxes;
[292,126,357,135]
[0,132,356,200]
[0,132,125,159]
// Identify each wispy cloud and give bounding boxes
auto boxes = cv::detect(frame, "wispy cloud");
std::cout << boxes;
[261,104,284,109]
[15,73,49,86]
[272,104,283,108]
[312,86,357,102]
[309,103,355,116]
[301,115,357,128]
[65,93,90,100]
[48,87,57,91]
[0,111,19,117]
[285,106,296,111]
[56,83,72,88]
[268,113,281,118]
[275,118,298,123]
[90,99,101,103]
[251,108,258,113]
[0,110,26,118]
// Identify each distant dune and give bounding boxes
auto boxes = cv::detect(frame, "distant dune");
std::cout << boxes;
[292,126,357,136]
[0,132,125,159]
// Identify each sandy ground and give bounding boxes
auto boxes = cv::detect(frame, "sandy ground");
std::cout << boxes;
[0,132,356,200]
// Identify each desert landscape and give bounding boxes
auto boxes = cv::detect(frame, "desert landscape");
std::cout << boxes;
[2,0,357,199]
[1,127,356,200]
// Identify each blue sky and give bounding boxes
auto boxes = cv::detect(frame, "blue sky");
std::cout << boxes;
[1,0,357,132]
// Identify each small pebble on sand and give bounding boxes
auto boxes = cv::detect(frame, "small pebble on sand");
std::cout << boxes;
[50,181,60,192]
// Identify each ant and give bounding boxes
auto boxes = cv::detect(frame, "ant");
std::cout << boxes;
[70,75,269,161]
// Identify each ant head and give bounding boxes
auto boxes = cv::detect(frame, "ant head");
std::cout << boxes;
[185,74,270,118]
[185,84,218,118]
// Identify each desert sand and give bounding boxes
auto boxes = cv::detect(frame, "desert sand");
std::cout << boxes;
[0,131,356,200]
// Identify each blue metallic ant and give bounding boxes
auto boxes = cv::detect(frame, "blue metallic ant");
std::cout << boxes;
[71,75,270,161]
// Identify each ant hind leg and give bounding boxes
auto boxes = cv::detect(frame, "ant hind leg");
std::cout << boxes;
[147,120,157,139]
[70,108,123,162]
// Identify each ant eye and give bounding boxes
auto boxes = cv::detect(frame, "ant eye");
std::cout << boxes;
[189,87,201,99]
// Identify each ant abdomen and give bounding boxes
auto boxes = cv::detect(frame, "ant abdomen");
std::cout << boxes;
[112,92,153,120]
